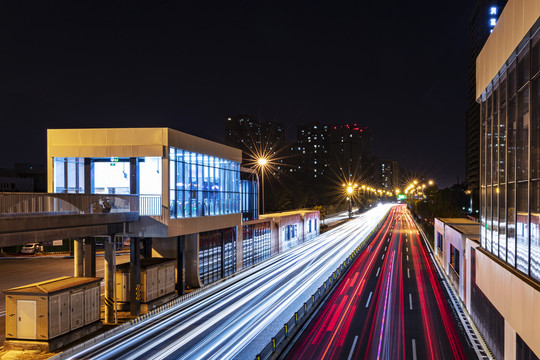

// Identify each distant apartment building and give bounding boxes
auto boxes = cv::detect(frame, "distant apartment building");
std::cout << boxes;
[328,124,373,183]
[295,122,330,181]
[466,0,508,215]
[379,160,401,191]
[224,114,285,168]
[476,0,540,358]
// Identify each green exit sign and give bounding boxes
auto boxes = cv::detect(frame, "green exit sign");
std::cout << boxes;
[397,194,406,200]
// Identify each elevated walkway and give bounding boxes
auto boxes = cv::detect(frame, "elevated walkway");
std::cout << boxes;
[0,193,139,247]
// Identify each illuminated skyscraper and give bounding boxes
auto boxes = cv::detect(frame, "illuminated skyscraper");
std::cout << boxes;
[466,0,507,216]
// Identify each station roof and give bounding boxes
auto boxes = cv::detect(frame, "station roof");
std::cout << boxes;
[260,209,319,220]
[3,276,101,295]
[436,218,478,226]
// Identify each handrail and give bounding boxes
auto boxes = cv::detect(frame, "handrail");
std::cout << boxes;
[0,192,139,216]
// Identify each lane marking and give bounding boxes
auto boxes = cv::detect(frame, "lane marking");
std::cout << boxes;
[406,247,408,252]
[376,267,380,277]
[365,292,373,308]
[385,246,387,251]
[381,254,385,260]
[347,336,359,360]
[407,268,410,278]
[409,293,413,310]
[407,255,409,261]
[412,339,417,360]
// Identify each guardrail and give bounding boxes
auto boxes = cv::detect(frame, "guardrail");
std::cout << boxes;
[0,192,139,216]
[255,211,388,360]
[139,194,162,216]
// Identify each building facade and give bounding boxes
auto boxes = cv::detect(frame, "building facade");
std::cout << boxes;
[466,0,508,216]
[47,128,318,291]
[477,1,540,358]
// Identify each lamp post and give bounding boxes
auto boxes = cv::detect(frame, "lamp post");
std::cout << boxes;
[258,158,267,214]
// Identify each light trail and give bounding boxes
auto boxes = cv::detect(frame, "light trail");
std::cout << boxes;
[286,205,471,360]
[60,205,393,360]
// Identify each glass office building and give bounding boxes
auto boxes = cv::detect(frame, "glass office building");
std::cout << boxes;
[480,20,540,282]
[169,147,241,218]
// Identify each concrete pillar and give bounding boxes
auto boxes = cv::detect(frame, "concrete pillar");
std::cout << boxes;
[177,236,185,296]
[104,238,116,324]
[84,238,96,277]
[130,238,141,317]
[74,238,84,277]
[142,238,152,258]
[184,233,202,288]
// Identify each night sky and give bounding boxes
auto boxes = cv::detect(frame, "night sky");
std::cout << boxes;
[1,1,473,188]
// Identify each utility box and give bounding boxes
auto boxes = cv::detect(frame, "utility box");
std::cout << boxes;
[116,258,176,305]
[3,276,102,351]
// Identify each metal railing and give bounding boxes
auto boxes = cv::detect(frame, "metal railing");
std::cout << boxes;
[0,192,138,216]
[139,195,162,216]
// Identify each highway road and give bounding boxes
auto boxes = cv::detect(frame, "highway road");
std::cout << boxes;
[286,205,476,360]
[56,205,392,360]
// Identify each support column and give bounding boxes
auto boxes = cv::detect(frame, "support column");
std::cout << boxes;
[84,158,92,194]
[130,158,138,195]
[130,238,141,317]
[74,238,83,277]
[177,236,185,296]
[142,238,152,259]
[104,237,116,324]
[84,238,96,277]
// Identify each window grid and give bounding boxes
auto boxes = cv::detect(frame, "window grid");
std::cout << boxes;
[169,148,240,219]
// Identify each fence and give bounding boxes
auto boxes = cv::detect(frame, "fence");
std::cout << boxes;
[0,192,138,216]
[140,194,162,216]
[255,213,387,360]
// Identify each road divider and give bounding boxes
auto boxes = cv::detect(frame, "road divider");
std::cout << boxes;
[255,210,390,360]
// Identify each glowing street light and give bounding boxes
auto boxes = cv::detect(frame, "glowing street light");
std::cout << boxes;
[258,158,268,214]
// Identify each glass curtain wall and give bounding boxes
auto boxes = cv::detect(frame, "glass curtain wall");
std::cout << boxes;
[199,228,236,285]
[53,157,84,193]
[480,25,540,281]
[242,222,271,268]
[169,148,240,218]
[240,172,259,221]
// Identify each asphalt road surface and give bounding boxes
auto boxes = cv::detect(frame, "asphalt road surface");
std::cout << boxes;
[286,205,476,360]
[56,205,392,359]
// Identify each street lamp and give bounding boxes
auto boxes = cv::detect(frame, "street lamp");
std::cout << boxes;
[258,158,267,214]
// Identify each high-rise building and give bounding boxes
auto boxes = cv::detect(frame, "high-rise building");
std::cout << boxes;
[379,160,401,191]
[224,115,285,169]
[295,122,330,181]
[466,0,508,216]
[328,124,373,183]
[476,1,540,358]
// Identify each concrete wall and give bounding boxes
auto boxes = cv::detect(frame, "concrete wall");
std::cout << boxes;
[476,249,540,358]
[434,218,445,266]
[444,226,467,300]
